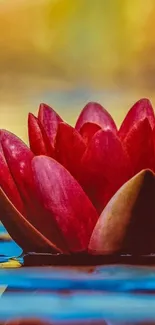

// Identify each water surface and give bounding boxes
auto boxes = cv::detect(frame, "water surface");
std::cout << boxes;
[1,224,155,324]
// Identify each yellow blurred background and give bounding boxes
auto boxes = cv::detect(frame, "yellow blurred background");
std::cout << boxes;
[0,0,155,141]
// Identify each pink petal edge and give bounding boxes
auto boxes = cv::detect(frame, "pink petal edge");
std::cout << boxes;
[75,102,117,133]
[118,98,155,140]
[122,118,155,174]
[28,113,48,155]
[38,103,63,149]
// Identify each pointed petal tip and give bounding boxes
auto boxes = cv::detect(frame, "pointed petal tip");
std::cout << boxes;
[39,102,50,109]
[134,97,154,112]
[119,98,155,140]
[0,130,32,161]
[38,102,62,121]
[75,101,117,133]
[88,168,155,255]
[137,168,155,175]
[38,103,51,119]
[28,112,37,125]
[137,97,152,104]
[28,113,49,156]
[38,102,51,114]
[0,129,15,137]
[0,129,34,161]
[37,103,63,150]
[84,101,104,109]
[28,112,33,117]
[28,112,37,122]
[128,168,155,181]
[122,117,155,174]
[0,129,27,144]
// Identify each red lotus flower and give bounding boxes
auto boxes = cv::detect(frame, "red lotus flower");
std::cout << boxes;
[1,98,155,256]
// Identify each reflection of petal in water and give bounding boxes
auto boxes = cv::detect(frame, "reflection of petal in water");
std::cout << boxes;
[0,223,22,262]
[1,320,155,325]
[1,319,107,325]
[0,293,155,323]
[0,241,22,261]
[1,265,155,293]
[3,319,53,325]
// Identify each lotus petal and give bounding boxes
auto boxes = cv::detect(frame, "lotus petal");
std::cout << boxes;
[1,130,67,252]
[75,102,117,133]
[0,187,59,253]
[56,122,86,180]
[89,170,155,255]
[1,130,35,210]
[38,103,63,150]
[79,122,101,145]
[32,156,98,253]
[28,113,48,155]
[118,98,155,140]
[0,143,24,214]
[123,118,155,174]
[80,129,132,213]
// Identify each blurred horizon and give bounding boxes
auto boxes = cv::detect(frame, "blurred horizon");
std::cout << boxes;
[0,0,155,141]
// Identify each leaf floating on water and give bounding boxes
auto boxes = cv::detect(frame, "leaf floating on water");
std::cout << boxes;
[0,259,21,268]
[0,232,12,242]
[0,286,7,296]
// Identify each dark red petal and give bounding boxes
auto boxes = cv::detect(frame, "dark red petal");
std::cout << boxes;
[79,122,101,145]
[38,103,63,149]
[1,130,67,252]
[28,113,48,155]
[123,118,155,174]
[1,129,35,209]
[0,143,24,214]
[0,187,59,253]
[153,127,155,153]
[5,320,52,325]
[80,129,132,214]
[32,156,98,253]
[75,102,117,133]
[56,122,86,180]
[89,169,155,255]
[118,98,155,140]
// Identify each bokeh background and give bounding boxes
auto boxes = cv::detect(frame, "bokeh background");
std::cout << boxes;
[0,0,155,141]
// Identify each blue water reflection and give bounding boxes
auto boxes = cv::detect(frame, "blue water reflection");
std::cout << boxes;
[0,223,22,262]
[1,292,155,322]
[1,224,155,323]
[1,265,155,293]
